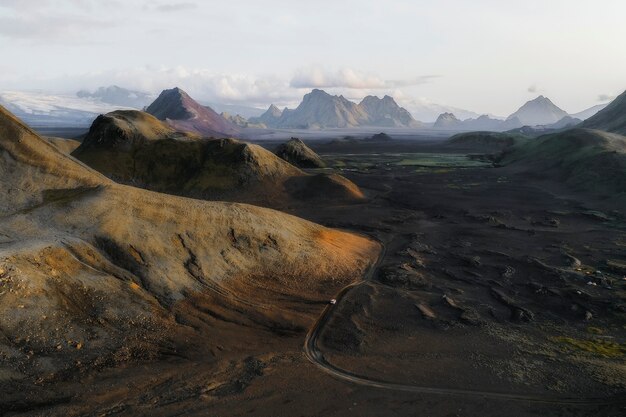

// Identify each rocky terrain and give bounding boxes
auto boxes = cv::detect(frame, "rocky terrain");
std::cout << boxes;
[0,104,379,413]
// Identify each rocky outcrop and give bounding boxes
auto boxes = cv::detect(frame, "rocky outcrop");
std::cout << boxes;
[275,138,325,168]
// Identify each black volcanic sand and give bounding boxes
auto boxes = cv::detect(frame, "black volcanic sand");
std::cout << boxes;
[6,138,626,417]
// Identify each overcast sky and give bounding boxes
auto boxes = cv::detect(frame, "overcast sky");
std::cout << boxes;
[0,0,624,115]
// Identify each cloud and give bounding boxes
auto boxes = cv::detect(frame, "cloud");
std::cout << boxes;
[290,67,438,89]
[0,15,116,40]
[25,66,302,108]
[0,1,119,41]
[527,84,538,93]
[597,93,615,102]
[153,2,198,12]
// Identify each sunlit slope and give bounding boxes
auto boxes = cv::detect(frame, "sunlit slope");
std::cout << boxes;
[0,104,379,380]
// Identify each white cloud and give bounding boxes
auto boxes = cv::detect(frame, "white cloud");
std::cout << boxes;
[290,67,438,89]
[16,66,305,108]
[152,2,198,12]
[527,84,538,93]
[597,93,616,102]
[0,0,119,41]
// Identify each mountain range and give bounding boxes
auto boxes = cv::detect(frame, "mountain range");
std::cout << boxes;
[433,112,523,131]
[0,85,616,133]
[431,96,611,132]
[251,89,421,129]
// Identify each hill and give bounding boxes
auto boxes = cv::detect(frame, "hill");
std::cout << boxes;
[571,103,609,120]
[146,87,240,137]
[506,96,568,126]
[506,115,582,137]
[275,138,326,168]
[0,103,379,390]
[249,104,283,126]
[446,131,529,152]
[72,110,363,206]
[500,128,626,199]
[580,89,626,134]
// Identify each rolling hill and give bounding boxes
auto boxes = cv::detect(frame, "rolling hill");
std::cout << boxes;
[0,103,379,390]
[500,128,626,199]
[445,131,529,152]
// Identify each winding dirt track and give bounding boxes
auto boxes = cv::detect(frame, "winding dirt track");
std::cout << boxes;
[303,239,626,406]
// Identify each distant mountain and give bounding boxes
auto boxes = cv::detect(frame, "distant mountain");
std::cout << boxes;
[220,112,266,128]
[507,96,568,126]
[205,102,265,119]
[76,85,153,108]
[432,112,523,132]
[402,97,482,122]
[506,115,582,138]
[548,115,582,129]
[579,90,626,135]
[571,103,609,121]
[276,89,368,129]
[249,104,283,127]
[458,115,510,131]
[146,87,239,137]
[358,95,421,127]
[265,89,418,129]
[433,112,462,129]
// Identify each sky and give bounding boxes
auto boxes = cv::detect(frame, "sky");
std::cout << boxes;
[0,0,625,116]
